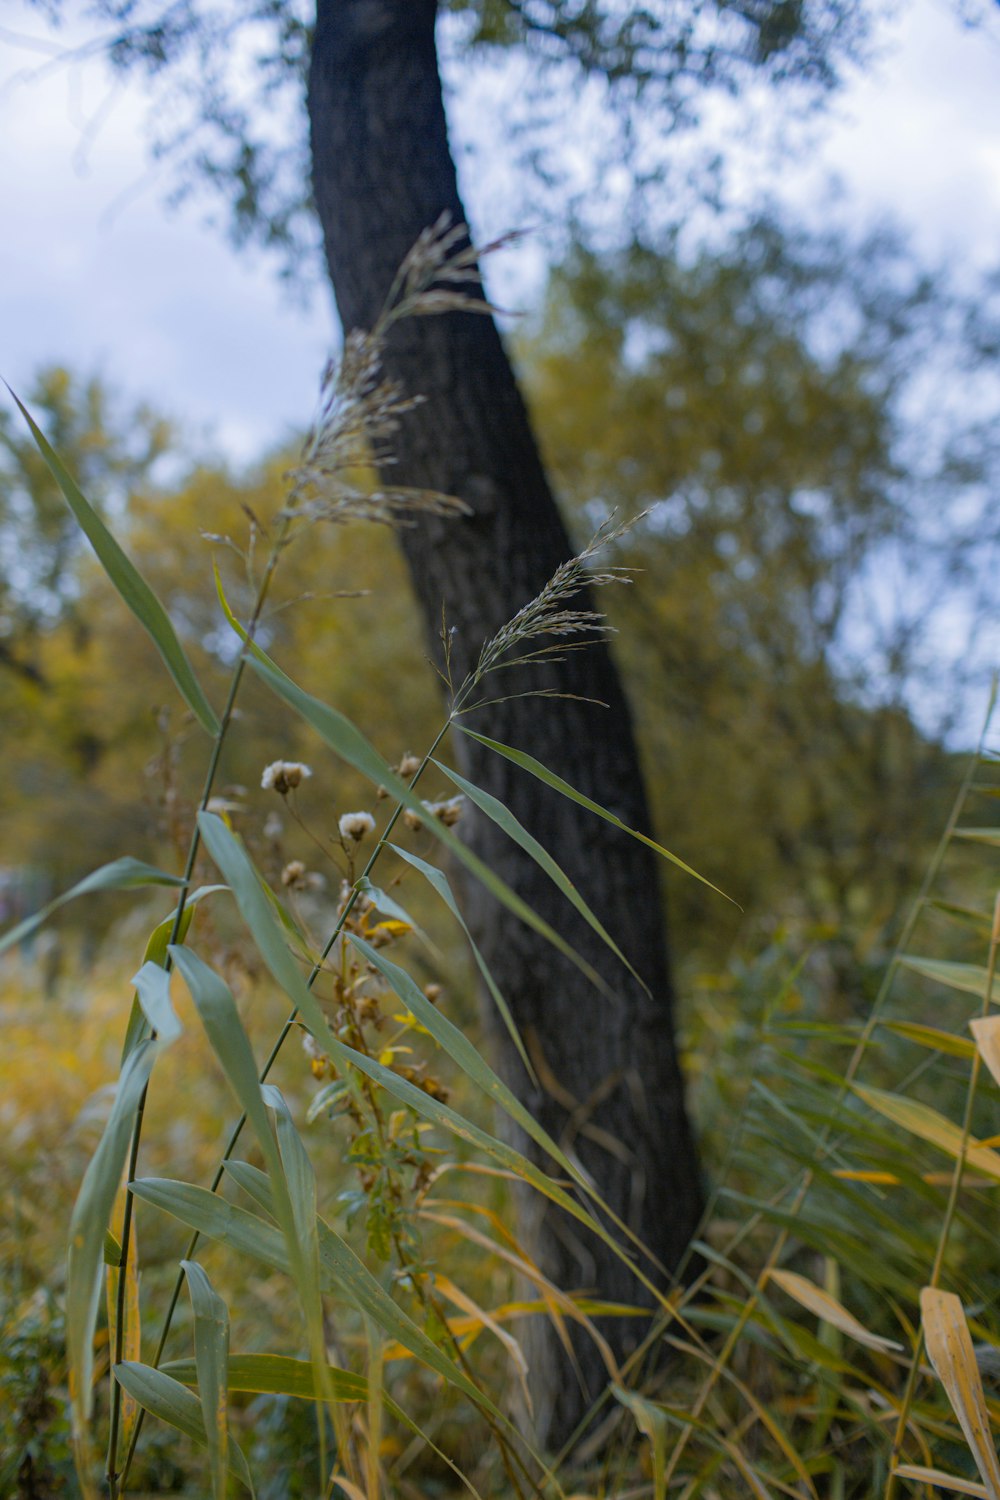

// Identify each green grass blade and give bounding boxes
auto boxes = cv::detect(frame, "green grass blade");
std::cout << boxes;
[898,956,998,1001]
[119,886,222,1063]
[0,857,184,957]
[112,1362,253,1491]
[67,1040,157,1439]
[163,1353,367,1402]
[458,727,734,903]
[181,1261,230,1500]
[258,1084,332,1437]
[880,1021,976,1059]
[168,944,331,1426]
[132,961,183,1045]
[7,385,219,737]
[236,654,608,991]
[388,842,535,1081]
[612,1386,668,1500]
[355,876,436,954]
[433,758,645,989]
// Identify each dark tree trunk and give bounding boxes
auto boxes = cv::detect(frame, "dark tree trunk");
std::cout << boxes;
[308,0,703,1447]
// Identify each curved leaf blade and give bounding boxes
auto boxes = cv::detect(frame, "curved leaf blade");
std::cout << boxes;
[1,857,184,958]
[7,385,219,736]
[112,1362,253,1492]
[67,1040,157,1438]
[458,726,734,903]
[388,841,534,1080]
[432,758,644,989]
[163,1353,367,1402]
[182,1261,230,1500]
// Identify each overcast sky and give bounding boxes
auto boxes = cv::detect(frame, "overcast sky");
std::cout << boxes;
[1,0,999,464]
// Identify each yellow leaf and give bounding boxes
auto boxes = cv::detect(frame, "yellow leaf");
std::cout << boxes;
[854,1086,1000,1181]
[767,1268,902,1352]
[833,1169,901,1184]
[920,1287,1000,1500]
[970,1016,1000,1092]
[894,1465,990,1497]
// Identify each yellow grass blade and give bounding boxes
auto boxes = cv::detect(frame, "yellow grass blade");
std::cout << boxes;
[920,1287,1000,1499]
[895,1467,990,1497]
[768,1268,902,1352]
[882,1021,977,1059]
[434,1275,532,1415]
[970,1016,1000,1091]
[854,1086,1000,1180]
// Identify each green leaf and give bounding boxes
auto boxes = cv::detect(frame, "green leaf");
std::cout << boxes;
[181,1261,230,1500]
[163,1353,367,1403]
[881,1021,976,1059]
[898,957,999,1002]
[388,842,535,1081]
[355,876,436,954]
[0,857,184,958]
[132,961,183,1045]
[6,385,219,736]
[432,758,645,989]
[120,887,220,1063]
[925,900,994,936]
[112,1362,253,1491]
[459,727,734,903]
[237,653,608,990]
[953,827,1000,847]
[67,1040,157,1438]
[168,945,330,1413]
[613,1386,668,1500]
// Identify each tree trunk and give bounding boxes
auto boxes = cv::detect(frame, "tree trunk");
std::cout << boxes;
[308,0,703,1447]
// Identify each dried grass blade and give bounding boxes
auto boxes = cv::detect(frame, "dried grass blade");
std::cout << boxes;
[920,1287,1000,1499]
[969,1016,1000,1090]
[767,1268,902,1352]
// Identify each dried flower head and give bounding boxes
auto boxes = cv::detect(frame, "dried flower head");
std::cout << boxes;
[427,796,464,827]
[339,810,376,843]
[281,860,307,889]
[398,752,421,778]
[261,761,312,795]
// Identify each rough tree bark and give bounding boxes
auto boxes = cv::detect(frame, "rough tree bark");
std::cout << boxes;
[309,0,703,1446]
